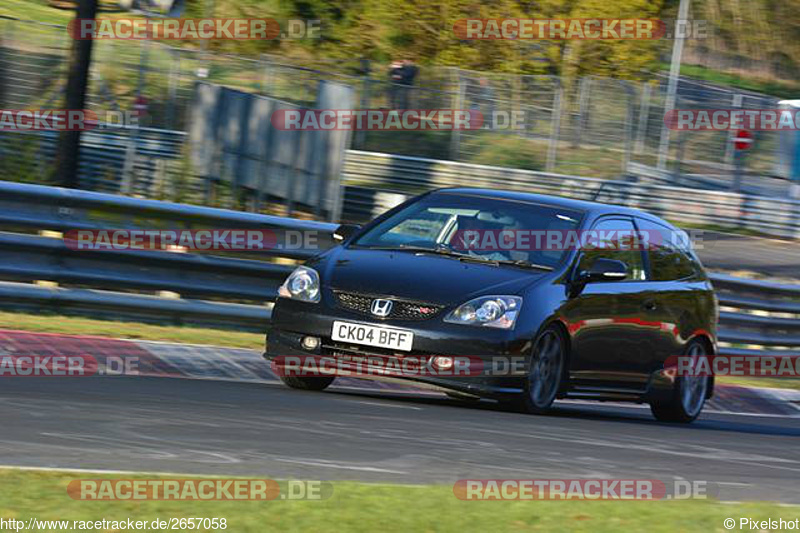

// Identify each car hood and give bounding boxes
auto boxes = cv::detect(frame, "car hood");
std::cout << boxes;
[309,247,549,305]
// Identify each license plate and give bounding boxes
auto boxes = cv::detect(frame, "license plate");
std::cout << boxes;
[331,321,414,352]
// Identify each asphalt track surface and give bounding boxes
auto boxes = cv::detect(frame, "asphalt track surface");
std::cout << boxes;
[1,232,798,504]
[2,376,800,503]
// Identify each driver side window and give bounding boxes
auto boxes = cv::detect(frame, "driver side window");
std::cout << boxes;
[578,218,646,281]
[382,210,450,243]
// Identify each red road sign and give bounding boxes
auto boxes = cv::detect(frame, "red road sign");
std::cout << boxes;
[133,95,148,117]
[734,129,753,151]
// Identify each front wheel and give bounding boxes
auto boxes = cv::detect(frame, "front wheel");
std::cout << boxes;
[650,340,709,423]
[279,375,335,391]
[517,326,566,414]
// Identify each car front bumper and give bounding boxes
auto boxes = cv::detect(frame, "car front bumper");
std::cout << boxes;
[263,297,532,399]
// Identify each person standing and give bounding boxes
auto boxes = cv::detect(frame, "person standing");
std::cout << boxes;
[399,59,418,109]
[388,60,404,108]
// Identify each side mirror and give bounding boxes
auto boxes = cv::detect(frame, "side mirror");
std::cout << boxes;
[332,224,361,243]
[580,258,628,283]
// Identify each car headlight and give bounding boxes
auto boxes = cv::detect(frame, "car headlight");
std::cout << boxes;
[278,266,321,303]
[444,295,521,329]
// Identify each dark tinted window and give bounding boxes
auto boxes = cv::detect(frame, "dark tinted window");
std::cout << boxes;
[577,218,646,281]
[636,218,698,281]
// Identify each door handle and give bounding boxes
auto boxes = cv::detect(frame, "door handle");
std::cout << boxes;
[643,300,658,311]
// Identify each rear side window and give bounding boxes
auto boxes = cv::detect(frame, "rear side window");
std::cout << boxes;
[636,218,698,281]
[578,218,647,281]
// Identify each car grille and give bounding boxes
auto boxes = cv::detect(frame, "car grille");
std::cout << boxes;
[333,291,444,321]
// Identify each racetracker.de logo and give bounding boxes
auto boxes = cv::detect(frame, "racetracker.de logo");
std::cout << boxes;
[665,354,800,377]
[67,18,319,40]
[271,354,487,378]
[0,110,98,131]
[270,109,484,131]
[453,19,666,40]
[451,229,697,252]
[65,229,282,251]
[67,479,332,500]
[664,109,800,130]
[0,355,99,377]
[453,479,714,500]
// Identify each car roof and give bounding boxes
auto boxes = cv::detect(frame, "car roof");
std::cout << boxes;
[431,187,675,228]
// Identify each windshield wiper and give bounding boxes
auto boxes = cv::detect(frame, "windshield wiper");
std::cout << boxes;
[354,243,467,258]
[353,244,553,271]
[398,243,470,258]
[494,259,554,271]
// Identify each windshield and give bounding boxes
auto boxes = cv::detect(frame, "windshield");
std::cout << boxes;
[351,193,583,268]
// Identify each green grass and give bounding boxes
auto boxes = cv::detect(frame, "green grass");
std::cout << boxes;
[0,469,797,532]
[0,0,128,26]
[719,376,800,391]
[673,63,800,99]
[0,310,263,350]
[1,0,74,25]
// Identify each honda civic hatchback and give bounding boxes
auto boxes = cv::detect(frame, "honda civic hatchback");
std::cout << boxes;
[265,188,717,423]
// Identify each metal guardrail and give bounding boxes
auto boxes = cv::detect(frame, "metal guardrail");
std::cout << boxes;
[0,180,337,247]
[711,273,800,355]
[0,232,290,301]
[0,281,271,329]
[341,151,800,239]
[0,179,797,353]
[0,180,337,330]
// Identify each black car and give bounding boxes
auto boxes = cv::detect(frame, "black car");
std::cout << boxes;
[265,188,717,423]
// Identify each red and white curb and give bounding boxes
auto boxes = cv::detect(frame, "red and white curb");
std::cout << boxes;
[0,329,798,416]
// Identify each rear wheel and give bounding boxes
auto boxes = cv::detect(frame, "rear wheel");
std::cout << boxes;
[517,326,566,414]
[650,340,709,423]
[279,375,335,391]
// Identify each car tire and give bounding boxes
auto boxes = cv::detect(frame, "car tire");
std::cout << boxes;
[516,325,566,415]
[279,375,335,391]
[649,340,709,423]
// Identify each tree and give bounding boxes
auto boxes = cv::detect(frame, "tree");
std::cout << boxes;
[55,0,99,189]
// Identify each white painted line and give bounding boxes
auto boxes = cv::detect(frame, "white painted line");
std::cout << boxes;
[561,399,800,418]
[719,500,800,508]
[702,410,800,419]
[352,400,423,410]
[329,384,443,397]
[272,458,407,474]
[0,465,263,478]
